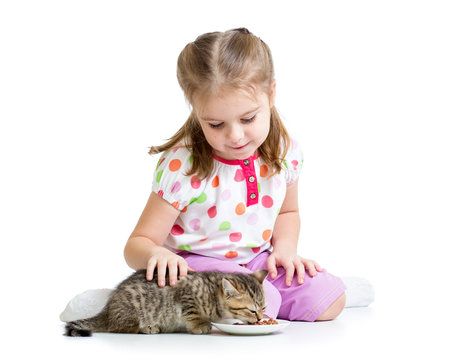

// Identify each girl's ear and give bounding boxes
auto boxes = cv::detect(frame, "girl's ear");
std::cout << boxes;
[269,80,276,108]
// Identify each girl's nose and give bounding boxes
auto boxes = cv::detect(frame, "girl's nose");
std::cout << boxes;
[227,123,244,143]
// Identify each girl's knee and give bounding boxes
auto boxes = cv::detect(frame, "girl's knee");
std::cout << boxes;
[315,293,346,321]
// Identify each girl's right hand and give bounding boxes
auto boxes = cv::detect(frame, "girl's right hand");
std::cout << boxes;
[146,247,193,287]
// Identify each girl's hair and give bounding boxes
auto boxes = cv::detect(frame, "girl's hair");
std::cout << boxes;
[150,28,290,179]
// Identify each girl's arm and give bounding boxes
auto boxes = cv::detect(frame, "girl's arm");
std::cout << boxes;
[124,191,187,287]
[267,179,322,286]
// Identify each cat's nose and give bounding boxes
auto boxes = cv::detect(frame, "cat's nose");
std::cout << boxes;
[257,312,263,321]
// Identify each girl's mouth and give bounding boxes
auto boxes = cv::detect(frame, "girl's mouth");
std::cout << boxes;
[231,143,249,150]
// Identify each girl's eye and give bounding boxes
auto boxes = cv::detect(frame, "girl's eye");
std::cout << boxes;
[209,123,224,129]
[241,115,256,123]
[208,115,255,129]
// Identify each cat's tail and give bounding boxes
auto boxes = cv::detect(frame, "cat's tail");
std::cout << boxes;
[64,311,108,337]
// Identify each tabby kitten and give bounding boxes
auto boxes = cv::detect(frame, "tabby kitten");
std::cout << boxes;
[65,269,268,336]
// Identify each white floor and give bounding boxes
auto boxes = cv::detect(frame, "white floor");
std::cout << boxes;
[5,304,444,360]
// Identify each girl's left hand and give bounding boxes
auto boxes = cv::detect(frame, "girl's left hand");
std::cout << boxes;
[266,251,323,286]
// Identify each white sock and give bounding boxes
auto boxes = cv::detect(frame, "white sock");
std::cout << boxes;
[60,288,113,322]
[341,277,375,308]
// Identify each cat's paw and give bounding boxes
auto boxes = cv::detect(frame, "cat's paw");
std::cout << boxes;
[189,323,212,334]
[139,327,151,334]
[149,325,161,334]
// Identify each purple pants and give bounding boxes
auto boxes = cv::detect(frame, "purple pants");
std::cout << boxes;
[180,251,346,322]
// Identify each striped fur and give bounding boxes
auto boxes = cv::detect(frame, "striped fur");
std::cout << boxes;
[65,269,267,336]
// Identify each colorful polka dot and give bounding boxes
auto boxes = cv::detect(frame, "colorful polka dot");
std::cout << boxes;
[157,190,164,197]
[169,159,182,172]
[188,196,198,205]
[235,202,246,215]
[229,232,242,242]
[262,195,273,208]
[196,192,207,204]
[245,245,261,253]
[156,170,163,183]
[178,245,191,251]
[262,229,272,241]
[219,221,231,231]
[246,243,258,248]
[207,206,217,218]
[234,169,245,182]
[171,225,184,236]
[225,251,238,259]
[171,181,181,193]
[191,175,201,189]
[221,189,231,201]
[291,160,299,170]
[212,176,220,188]
[260,165,269,177]
[172,143,182,153]
[156,157,166,170]
[189,218,201,231]
[171,201,180,209]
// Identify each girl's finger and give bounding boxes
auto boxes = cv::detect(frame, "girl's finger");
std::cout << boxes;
[266,255,277,279]
[178,260,189,279]
[296,261,306,285]
[167,259,179,286]
[304,260,318,277]
[284,263,295,287]
[157,260,168,287]
[146,258,157,281]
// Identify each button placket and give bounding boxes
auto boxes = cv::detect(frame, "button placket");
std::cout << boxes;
[239,157,259,206]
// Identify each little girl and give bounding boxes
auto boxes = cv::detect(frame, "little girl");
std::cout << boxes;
[124,28,346,322]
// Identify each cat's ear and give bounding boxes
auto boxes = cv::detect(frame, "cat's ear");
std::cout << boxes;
[221,278,242,299]
[251,270,268,284]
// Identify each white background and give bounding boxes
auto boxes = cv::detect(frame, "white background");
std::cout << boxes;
[1,0,448,359]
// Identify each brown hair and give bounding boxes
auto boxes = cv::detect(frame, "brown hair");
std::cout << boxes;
[149,28,290,179]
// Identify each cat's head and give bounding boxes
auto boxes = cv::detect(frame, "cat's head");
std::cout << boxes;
[219,270,268,324]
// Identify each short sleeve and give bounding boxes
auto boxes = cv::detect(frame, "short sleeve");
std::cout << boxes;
[152,146,206,210]
[283,138,304,185]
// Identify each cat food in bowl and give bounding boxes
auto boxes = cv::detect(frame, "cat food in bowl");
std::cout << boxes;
[212,318,290,335]
[234,318,278,325]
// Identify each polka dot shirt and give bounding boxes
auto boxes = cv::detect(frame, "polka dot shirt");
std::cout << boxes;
[152,139,304,264]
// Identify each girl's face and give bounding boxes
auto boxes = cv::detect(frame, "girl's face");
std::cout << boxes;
[195,83,276,161]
